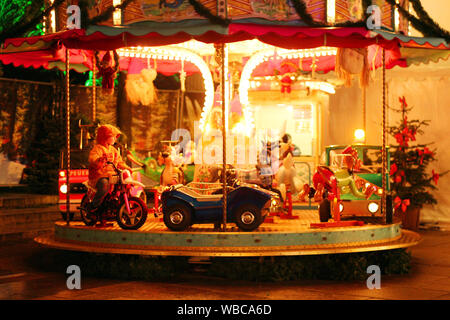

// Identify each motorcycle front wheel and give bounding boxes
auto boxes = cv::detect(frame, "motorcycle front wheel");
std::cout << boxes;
[116,196,148,230]
[80,194,97,226]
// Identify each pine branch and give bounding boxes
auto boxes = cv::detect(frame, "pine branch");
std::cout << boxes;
[409,0,450,40]
[384,0,450,40]
[289,0,325,26]
[88,0,135,25]
[0,0,65,43]
[188,0,231,27]
[289,0,371,28]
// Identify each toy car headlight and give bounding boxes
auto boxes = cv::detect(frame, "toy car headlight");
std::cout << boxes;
[368,202,379,213]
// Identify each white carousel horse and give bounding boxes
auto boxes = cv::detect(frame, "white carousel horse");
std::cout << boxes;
[275,152,302,201]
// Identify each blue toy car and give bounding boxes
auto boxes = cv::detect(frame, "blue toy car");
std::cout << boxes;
[160,181,279,231]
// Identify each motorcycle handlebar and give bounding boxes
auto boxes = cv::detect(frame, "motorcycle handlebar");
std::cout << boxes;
[106,161,121,173]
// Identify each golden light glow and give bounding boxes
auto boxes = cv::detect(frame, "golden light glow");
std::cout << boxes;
[354,129,365,143]
[394,0,400,31]
[113,0,122,25]
[305,81,336,94]
[239,47,337,105]
[45,0,56,33]
[327,0,336,24]
[117,46,214,132]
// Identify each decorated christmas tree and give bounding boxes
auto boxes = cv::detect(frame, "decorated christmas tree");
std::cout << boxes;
[388,96,447,215]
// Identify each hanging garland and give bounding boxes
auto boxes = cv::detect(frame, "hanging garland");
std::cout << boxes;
[87,0,135,25]
[289,0,371,28]
[407,0,450,40]
[188,0,231,27]
[78,0,449,42]
[385,0,450,41]
[188,0,369,28]
[289,0,324,27]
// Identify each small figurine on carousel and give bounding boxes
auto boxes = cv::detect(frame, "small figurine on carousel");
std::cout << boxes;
[95,50,120,95]
[159,146,185,187]
[274,133,302,218]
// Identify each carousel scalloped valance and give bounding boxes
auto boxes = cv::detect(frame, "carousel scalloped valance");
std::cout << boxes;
[0,20,448,74]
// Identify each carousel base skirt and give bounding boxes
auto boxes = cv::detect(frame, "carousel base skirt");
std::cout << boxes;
[34,210,421,257]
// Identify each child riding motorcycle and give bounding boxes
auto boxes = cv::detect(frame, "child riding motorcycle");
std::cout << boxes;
[88,124,132,227]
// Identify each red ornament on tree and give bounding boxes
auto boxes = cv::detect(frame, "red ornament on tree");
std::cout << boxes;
[394,196,410,213]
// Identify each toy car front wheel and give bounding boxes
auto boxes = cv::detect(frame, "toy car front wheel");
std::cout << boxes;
[319,199,331,222]
[163,204,192,231]
[234,204,262,231]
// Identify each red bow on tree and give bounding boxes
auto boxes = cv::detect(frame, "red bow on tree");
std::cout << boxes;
[394,132,405,146]
[395,126,416,149]
[399,96,408,108]
[390,163,405,183]
[394,196,410,213]
[432,170,439,185]
[390,163,398,176]
[416,147,434,165]
[395,170,405,183]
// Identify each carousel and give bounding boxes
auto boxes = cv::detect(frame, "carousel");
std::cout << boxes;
[2,0,447,256]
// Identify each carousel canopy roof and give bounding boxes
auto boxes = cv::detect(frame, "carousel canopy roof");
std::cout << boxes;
[0,20,449,75]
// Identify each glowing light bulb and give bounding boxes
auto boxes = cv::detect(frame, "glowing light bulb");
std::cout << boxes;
[354,129,366,143]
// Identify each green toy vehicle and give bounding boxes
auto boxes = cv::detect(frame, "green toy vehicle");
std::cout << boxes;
[313,145,392,222]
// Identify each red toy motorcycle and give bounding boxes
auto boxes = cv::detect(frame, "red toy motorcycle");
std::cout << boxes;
[79,162,148,230]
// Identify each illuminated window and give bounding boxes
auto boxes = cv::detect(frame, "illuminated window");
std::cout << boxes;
[44,0,56,33]
[113,0,122,25]
[327,0,336,24]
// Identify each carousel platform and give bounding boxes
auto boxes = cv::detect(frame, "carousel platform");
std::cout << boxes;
[34,210,421,257]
